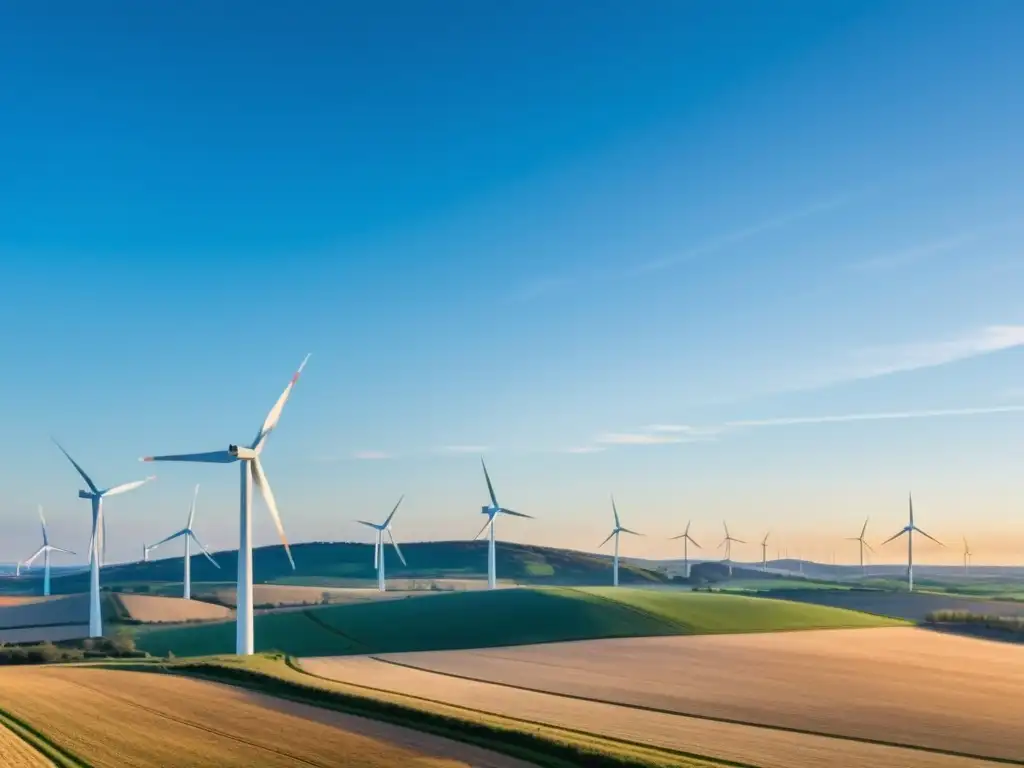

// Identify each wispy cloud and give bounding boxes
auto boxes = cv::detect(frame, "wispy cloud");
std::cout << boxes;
[562,445,607,454]
[352,450,392,460]
[848,232,978,272]
[725,404,1024,429]
[439,445,488,454]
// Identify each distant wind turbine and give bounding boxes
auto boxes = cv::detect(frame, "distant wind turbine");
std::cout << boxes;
[963,536,972,576]
[142,542,151,562]
[760,531,770,571]
[881,493,943,592]
[358,495,406,592]
[669,521,701,578]
[599,496,642,587]
[20,506,75,596]
[718,522,745,576]
[846,517,875,576]
[53,439,154,637]
[148,485,220,599]
[141,354,310,655]
[474,459,532,590]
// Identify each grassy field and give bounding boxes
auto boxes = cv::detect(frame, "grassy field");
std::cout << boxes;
[350,627,1022,763]
[136,586,903,658]
[766,588,1024,622]
[0,664,538,767]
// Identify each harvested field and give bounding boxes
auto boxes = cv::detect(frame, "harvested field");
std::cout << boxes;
[770,589,1024,621]
[202,584,423,607]
[0,596,55,607]
[0,624,90,644]
[0,594,89,629]
[303,627,1021,767]
[116,593,233,623]
[0,665,532,768]
[0,721,55,767]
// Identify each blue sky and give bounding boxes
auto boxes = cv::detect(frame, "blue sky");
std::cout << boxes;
[1,1,1023,566]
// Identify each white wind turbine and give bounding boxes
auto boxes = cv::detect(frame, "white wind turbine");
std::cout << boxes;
[148,484,220,599]
[20,506,75,596]
[719,521,745,577]
[357,495,406,592]
[963,536,972,576]
[474,459,532,590]
[142,542,152,562]
[669,521,701,578]
[141,354,309,655]
[760,531,771,571]
[599,496,642,587]
[846,517,875,576]
[53,439,155,637]
[881,492,942,592]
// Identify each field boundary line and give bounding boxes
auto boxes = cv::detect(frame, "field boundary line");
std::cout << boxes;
[561,588,689,632]
[369,655,1024,766]
[300,608,372,652]
[0,704,91,767]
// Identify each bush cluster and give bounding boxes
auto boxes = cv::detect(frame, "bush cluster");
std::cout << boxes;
[925,610,1024,634]
[0,634,149,665]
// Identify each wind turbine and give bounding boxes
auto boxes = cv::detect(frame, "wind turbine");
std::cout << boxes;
[141,354,309,655]
[760,531,770,571]
[669,521,701,578]
[846,517,874,576]
[357,495,406,592]
[963,536,972,576]
[718,522,745,577]
[881,492,942,592]
[474,459,532,590]
[148,485,219,599]
[142,543,151,562]
[599,496,642,587]
[20,506,75,596]
[53,439,155,637]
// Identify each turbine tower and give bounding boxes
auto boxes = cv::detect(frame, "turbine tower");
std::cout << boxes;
[148,485,220,599]
[474,459,532,590]
[20,506,75,597]
[599,496,642,587]
[846,517,874,576]
[881,492,942,592]
[141,354,309,655]
[760,531,770,571]
[669,521,701,578]
[142,543,151,562]
[53,439,154,637]
[718,522,745,577]
[963,536,972,576]
[357,495,406,592]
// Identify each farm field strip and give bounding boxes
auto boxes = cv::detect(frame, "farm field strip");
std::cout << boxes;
[0,720,56,768]
[300,655,1004,768]
[0,666,527,768]
[365,627,1023,762]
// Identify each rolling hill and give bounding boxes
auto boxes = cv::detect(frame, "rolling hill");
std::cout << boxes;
[134,586,903,657]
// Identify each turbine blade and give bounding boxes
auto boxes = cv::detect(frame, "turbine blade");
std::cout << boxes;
[598,530,616,548]
[481,458,499,509]
[104,476,156,496]
[620,527,643,536]
[762,531,770,545]
[687,535,702,549]
[387,529,407,566]
[383,494,404,527]
[684,520,691,536]
[374,535,380,570]
[356,520,379,529]
[880,529,907,546]
[732,538,747,544]
[863,541,876,554]
[251,354,311,451]
[611,495,620,529]
[473,516,492,541]
[52,438,99,494]
[190,532,220,568]
[723,521,730,537]
[498,507,533,519]
[187,484,200,528]
[151,529,188,548]
[141,450,235,464]
[860,517,869,538]
[908,492,914,526]
[23,547,46,567]
[38,505,48,546]
[251,458,294,569]
[669,533,687,540]
[915,527,943,546]
[50,546,76,555]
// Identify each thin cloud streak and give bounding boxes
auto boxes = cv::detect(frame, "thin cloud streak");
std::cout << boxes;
[848,232,978,272]
[726,405,1024,428]
[352,450,392,460]
[439,445,488,454]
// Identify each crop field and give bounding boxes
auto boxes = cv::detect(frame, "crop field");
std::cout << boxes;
[353,626,1022,762]
[0,665,533,767]
[768,589,1024,621]
[198,583,424,607]
[136,586,901,658]
[301,646,999,768]
[116,593,233,622]
[0,722,54,768]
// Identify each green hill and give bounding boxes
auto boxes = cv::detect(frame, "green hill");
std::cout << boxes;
[134,586,903,658]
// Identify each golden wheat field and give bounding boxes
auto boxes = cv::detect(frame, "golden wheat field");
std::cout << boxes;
[116,593,233,622]
[0,722,54,767]
[302,628,1018,768]
[361,626,1021,762]
[0,666,532,768]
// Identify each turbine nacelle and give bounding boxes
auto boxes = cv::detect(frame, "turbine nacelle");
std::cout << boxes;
[228,445,258,460]
[78,490,95,500]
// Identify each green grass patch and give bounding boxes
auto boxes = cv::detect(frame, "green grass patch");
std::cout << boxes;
[136,586,903,658]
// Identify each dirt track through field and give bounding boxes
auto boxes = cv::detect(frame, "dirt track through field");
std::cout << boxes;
[302,628,1019,768]
[0,721,54,767]
[0,666,532,768]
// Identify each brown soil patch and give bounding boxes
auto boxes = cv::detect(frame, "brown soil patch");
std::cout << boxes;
[116,593,232,622]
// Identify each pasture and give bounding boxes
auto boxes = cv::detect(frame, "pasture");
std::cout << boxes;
[135,586,902,658]
[351,626,1022,762]
[0,665,532,767]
